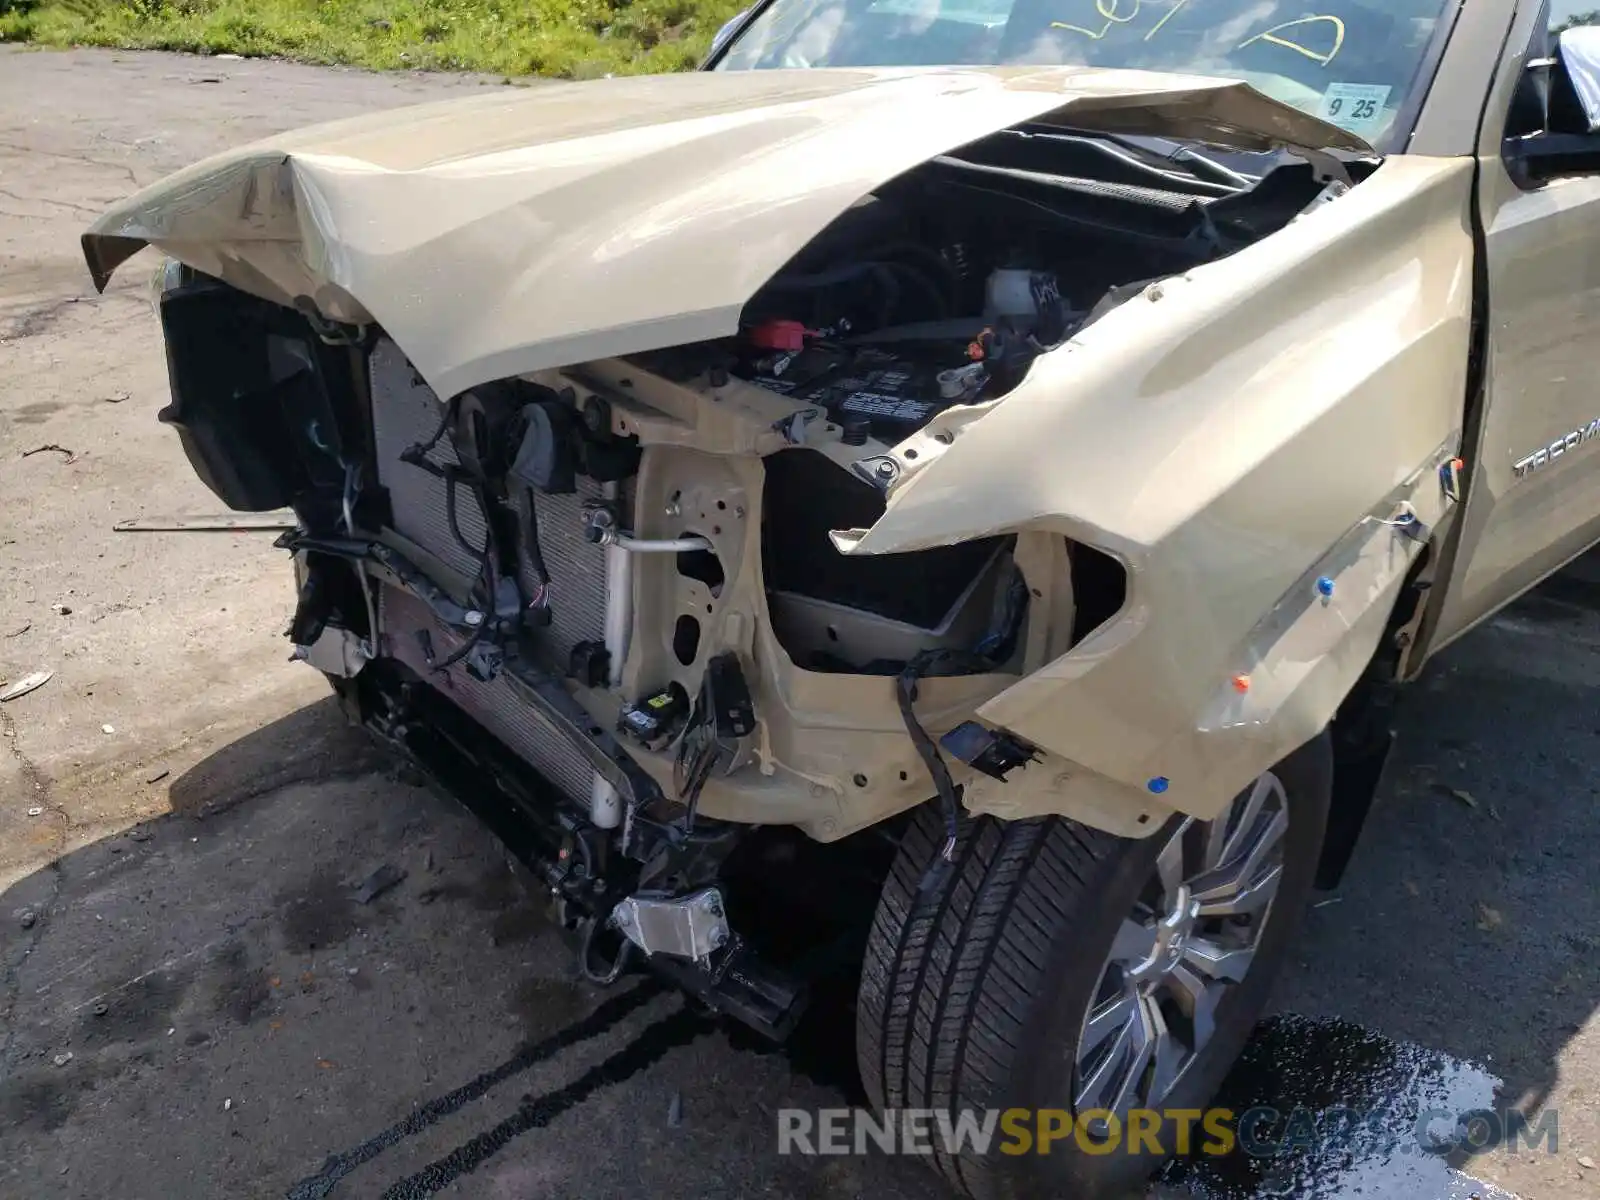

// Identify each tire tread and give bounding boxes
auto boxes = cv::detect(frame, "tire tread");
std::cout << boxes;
[857,805,1125,1199]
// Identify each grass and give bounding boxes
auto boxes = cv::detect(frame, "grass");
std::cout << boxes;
[0,0,745,79]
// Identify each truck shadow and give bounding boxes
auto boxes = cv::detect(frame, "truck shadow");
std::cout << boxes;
[1287,578,1600,1114]
[162,695,390,821]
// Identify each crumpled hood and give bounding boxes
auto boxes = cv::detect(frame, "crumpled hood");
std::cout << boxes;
[83,65,1368,399]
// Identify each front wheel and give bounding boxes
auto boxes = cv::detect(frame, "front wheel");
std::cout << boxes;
[856,734,1332,1200]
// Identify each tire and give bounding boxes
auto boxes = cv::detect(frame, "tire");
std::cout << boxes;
[856,733,1332,1200]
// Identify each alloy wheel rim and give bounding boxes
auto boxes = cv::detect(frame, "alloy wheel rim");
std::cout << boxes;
[1071,771,1290,1127]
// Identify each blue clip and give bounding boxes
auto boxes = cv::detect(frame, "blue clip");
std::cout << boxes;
[1397,514,1430,543]
[1388,505,1430,543]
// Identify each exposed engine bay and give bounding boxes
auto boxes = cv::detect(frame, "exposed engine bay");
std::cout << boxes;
[677,134,1333,443]
[149,133,1343,1037]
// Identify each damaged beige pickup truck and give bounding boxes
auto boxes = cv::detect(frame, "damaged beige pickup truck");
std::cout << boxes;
[82,0,1600,1194]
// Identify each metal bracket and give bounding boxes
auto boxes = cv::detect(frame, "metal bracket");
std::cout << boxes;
[852,455,901,491]
[291,626,370,677]
[610,888,730,963]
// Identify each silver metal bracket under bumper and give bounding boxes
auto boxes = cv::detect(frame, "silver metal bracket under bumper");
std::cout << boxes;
[291,626,371,677]
[610,888,730,963]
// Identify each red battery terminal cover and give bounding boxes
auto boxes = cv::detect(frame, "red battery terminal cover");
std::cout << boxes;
[747,320,810,352]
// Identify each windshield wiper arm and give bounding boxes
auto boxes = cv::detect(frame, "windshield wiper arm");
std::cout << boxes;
[1083,128,1264,190]
[1165,144,1257,190]
[1011,124,1255,195]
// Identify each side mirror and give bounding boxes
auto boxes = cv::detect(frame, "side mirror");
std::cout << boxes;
[709,9,750,59]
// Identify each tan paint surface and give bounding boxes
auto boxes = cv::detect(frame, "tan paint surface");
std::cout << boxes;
[1399,0,1600,671]
[1425,160,1600,655]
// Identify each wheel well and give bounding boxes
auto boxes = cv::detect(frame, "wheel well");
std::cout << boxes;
[1315,543,1435,889]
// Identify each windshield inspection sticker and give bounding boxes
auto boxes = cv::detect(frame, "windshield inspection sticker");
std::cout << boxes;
[1318,82,1393,134]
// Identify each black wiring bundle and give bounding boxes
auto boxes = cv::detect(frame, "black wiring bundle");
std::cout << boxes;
[399,397,495,672]
[673,682,726,834]
[898,569,1030,898]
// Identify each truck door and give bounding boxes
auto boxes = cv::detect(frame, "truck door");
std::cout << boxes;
[1425,4,1600,653]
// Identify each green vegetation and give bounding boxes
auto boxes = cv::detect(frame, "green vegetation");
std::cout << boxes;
[0,0,744,78]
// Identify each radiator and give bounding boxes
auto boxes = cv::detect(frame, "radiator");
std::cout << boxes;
[369,338,611,672]
[380,585,601,804]
[368,338,611,804]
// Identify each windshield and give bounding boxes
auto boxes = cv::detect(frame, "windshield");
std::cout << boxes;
[713,0,1451,146]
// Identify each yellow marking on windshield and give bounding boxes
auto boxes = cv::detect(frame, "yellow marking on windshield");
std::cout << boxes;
[1050,0,1140,40]
[1237,15,1346,66]
[1144,0,1187,40]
